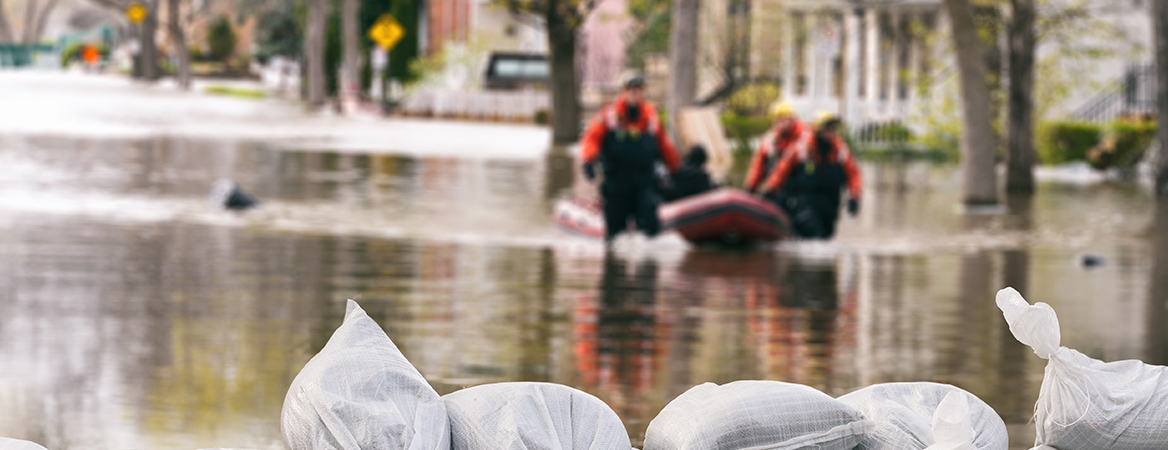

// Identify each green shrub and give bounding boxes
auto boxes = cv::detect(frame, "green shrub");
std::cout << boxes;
[207,15,237,64]
[533,108,550,125]
[1088,119,1156,170]
[59,42,109,67]
[1037,121,1103,165]
[720,112,772,153]
[725,83,780,117]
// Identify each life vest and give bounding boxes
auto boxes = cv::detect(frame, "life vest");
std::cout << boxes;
[599,103,663,187]
[785,135,854,200]
[760,122,812,180]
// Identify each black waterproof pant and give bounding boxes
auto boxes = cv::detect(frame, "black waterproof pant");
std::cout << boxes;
[602,182,661,240]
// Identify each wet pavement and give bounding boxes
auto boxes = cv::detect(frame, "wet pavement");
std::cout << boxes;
[2,74,1167,450]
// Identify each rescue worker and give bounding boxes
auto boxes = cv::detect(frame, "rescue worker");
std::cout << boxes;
[580,73,680,241]
[744,101,811,193]
[662,145,716,201]
[760,112,861,239]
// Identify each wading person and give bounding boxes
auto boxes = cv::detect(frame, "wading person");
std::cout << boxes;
[580,73,680,242]
[744,101,811,193]
[760,112,861,239]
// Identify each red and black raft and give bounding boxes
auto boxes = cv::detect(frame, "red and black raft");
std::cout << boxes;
[554,188,791,244]
[659,189,791,244]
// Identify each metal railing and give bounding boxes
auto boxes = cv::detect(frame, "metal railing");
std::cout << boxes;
[1072,62,1157,123]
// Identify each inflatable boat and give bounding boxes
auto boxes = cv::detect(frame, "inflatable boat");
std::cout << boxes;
[553,189,791,244]
[660,189,791,244]
[553,196,606,239]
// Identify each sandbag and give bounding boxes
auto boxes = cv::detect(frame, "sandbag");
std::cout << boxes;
[281,300,450,450]
[642,380,873,450]
[0,438,48,450]
[837,382,1008,450]
[997,287,1168,450]
[443,382,630,450]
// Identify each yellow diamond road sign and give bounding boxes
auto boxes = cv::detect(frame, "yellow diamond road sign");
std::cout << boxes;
[368,14,404,51]
[126,1,148,24]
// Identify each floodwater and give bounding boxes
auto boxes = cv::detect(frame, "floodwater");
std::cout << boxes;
[1,134,1166,450]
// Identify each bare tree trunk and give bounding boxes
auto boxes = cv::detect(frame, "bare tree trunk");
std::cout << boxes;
[1154,0,1168,197]
[975,4,1004,160]
[21,0,36,43]
[1147,200,1168,365]
[668,0,698,140]
[546,0,581,145]
[305,0,327,108]
[140,0,159,80]
[341,0,360,110]
[945,0,998,206]
[1006,0,1036,194]
[167,0,190,90]
[0,0,14,43]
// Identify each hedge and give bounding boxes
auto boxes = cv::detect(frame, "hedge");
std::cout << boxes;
[1037,121,1103,165]
[1088,119,1157,170]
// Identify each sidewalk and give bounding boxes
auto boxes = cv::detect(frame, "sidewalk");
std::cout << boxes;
[0,70,552,159]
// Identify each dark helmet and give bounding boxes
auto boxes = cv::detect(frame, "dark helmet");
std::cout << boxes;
[621,71,646,90]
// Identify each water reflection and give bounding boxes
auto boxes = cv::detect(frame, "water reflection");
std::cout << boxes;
[0,135,1165,450]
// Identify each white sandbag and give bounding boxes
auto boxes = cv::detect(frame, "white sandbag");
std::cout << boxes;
[0,438,48,450]
[281,300,450,450]
[642,380,873,450]
[838,382,1007,450]
[997,287,1168,450]
[442,382,630,450]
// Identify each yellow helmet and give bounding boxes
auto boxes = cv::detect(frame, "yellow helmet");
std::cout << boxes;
[768,101,795,120]
[815,110,842,129]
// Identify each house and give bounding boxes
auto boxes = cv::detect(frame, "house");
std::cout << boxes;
[698,0,1151,128]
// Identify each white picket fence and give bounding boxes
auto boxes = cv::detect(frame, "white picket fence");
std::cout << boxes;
[399,89,550,122]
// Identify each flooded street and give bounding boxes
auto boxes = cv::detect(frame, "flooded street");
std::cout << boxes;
[2,76,1167,450]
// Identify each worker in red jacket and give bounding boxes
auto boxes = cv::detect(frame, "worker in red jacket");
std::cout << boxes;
[760,112,862,239]
[580,73,680,242]
[744,101,812,193]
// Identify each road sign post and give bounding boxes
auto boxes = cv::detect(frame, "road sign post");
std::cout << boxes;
[367,13,404,111]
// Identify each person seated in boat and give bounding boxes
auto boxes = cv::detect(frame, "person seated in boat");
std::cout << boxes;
[759,112,861,239]
[662,145,717,202]
[744,101,812,193]
[580,72,680,242]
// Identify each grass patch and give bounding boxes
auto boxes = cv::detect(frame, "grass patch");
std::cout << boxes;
[204,85,268,99]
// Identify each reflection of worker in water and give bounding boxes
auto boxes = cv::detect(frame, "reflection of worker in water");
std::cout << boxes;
[760,112,862,239]
[745,101,811,194]
[574,251,660,423]
[744,257,847,386]
[580,73,680,242]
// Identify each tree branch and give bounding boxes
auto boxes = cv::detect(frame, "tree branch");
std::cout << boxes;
[31,0,64,44]
[88,0,129,13]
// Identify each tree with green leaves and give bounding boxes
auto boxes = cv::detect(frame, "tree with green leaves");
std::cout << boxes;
[208,15,236,63]
[495,0,595,144]
[624,0,669,69]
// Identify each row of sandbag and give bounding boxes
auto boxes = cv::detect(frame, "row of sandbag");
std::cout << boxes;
[281,300,1010,450]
